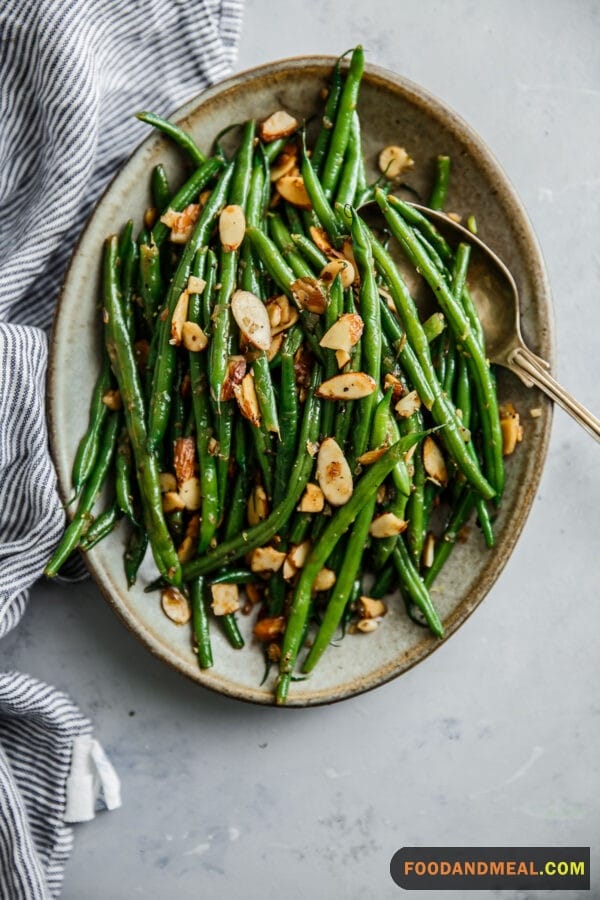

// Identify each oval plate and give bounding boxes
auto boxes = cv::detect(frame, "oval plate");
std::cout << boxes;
[48,56,554,706]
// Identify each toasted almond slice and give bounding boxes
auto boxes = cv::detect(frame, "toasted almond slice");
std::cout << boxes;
[447,211,462,223]
[356,618,379,633]
[266,333,284,361]
[306,440,318,458]
[267,300,282,328]
[269,143,298,181]
[221,355,247,401]
[259,110,299,142]
[177,514,200,562]
[283,541,311,580]
[369,512,408,538]
[395,389,421,418]
[422,531,435,568]
[170,291,189,345]
[384,373,404,401]
[247,485,269,526]
[161,587,191,625]
[309,226,336,256]
[316,372,377,401]
[298,482,325,513]
[319,313,364,353]
[357,446,388,466]
[182,321,208,352]
[249,546,286,574]
[233,372,261,427]
[231,290,272,351]
[253,616,286,641]
[500,402,523,455]
[335,349,351,369]
[316,437,353,507]
[529,407,542,418]
[271,306,299,336]
[219,204,246,251]
[164,203,201,243]
[159,472,177,493]
[102,389,121,411]
[162,491,185,513]
[179,476,202,511]
[187,275,206,295]
[144,206,158,229]
[291,277,327,314]
[359,596,387,619]
[423,436,448,486]
[313,568,336,592]
[211,583,240,616]
[173,436,196,486]
[320,258,355,289]
[340,238,357,273]
[378,145,414,179]
[277,174,312,209]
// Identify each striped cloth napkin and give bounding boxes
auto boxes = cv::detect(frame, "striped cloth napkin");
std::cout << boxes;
[0,1,243,896]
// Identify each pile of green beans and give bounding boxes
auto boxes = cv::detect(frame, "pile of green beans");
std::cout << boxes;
[45,46,507,704]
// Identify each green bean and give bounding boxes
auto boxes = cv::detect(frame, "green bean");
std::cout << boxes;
[273,326,303,508]
[115,428,137,523]
[311,51,347,175]
[102,235,182,584]
[423,312,446,344]
[392,538,444,637]
[151,156,224,246]
[376,191,503,497]
[429,154,451,211]
[406,412,427,565]
[212,567,258,585]
[79,503,123,551]
[219,613,245,650]
[178,365,322,582]
[190,577,213,669]
[386,196,452,265]
[320,46,365,199]
[139,236,163,326]
[261,137,287,165]
[423,490,475,587]
[370,561,395,599]
[335,112,361,207]
[290,232,328,270]
[268,213,314,278]
[148,162,234,450]
[136,111,206,167]
[124,524,148,587]
[300,138,342,243]
[45,412,120,576]
[151,164,171,210]
[253,355,280,436]
[70,351,111,498]
[277,431,422,704]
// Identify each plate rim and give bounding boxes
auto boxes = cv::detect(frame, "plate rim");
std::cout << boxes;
[47,54,555,707]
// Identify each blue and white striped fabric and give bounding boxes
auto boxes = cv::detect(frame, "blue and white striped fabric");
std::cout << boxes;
[0,1,243,896]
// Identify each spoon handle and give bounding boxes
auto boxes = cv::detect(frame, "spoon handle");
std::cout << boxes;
[508,346,600,442]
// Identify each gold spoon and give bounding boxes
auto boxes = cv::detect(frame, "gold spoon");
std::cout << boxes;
[409,203,600,441]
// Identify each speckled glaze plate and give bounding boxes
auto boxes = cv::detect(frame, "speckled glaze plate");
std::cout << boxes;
[48,56,554,706]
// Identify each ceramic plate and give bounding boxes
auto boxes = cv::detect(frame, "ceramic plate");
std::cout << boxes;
[48,56,554,706]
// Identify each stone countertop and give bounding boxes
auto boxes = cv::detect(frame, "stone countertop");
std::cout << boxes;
[3,2,599,898]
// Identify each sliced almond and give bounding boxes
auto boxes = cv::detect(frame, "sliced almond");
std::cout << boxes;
[500,402,523,455]
[378,145,414,179]
[219,204,246,252]
[359,596,387,619]
[384,373,404,402]
[173,436,196,486]
[369,512,408,538]
[283,540,311,580]
[266,333,284,362]
[179,476,201,511]
[182,321,208,352]
[187,275,206,295]
[249,546,286,574]
[102,389,121,411]
[221,355,247,401]
[247,485,269,526]
[233,372,261,427]
[356,618,379,633]
[529,407,542,419]
[161,587,191,625]
[231,290,272,351]
[177,514,199,562]
[267,642,281,661]
[162,203,201,244]
[313,568,336,592]
[269,143,298,181]
[320,258,355,289]
[291,277,327,314]
[422,531,435,568]
[357,446,388,466]
[340,238,357,274]
[259,110,299,142]
[316,437,353,507]
[266,294,299,335]
[395,389,421,418]
[253,616,286,641]
[309,226,336,256]
[159,472,177,493]
[335,349,351,369]
[298,482,325,513]
[423,436,448,486]
[319,313,364,353]
[316,372,377,401]
[162,491,185,513]
[144,206,158,229]
[277,174,312,209]
[211,583,240,616]
[170,291,189,345]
